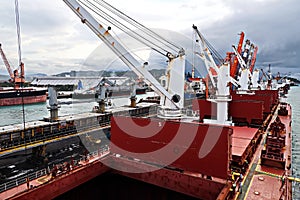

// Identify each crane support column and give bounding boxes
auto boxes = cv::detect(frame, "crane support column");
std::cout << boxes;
[47,87,60,121]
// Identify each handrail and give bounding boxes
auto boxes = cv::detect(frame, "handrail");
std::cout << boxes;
[1,106,153,152]
[0,146,109,193]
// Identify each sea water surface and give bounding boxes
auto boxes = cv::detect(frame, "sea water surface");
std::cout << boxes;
[288,86,300,199]
[0,93,154,127]
[0,88,300,198]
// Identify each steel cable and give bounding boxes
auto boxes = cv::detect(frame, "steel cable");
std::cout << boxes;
[79,0,180,57]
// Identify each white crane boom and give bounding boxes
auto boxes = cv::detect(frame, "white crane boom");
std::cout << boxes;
[193,25,244,125]
[232,45,261,90]
[193,25,219,88]
[63,0,185,109]
[232,45,247,69]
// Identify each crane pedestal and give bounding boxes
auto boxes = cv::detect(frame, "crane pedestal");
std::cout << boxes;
[97,99,106,113]
[130,96,137,107]
[48,105,60,122]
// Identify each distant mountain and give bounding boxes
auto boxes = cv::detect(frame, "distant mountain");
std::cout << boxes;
[287,76,300,84]
[0,73,49,82]
[54,69,166,80]
[26,73,48,81]
[28,73,48,77]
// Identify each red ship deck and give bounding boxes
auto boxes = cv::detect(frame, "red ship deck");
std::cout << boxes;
[232,126,259,157]
[231,126,261,168]
[243,174,283,199]
[237,103,292,200]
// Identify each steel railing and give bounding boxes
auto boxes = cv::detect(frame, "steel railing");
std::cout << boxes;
[0,146,109,193]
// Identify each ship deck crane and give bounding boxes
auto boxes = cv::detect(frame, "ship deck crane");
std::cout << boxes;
[193,25,239,125]
[249,46,258,73]
[232,45,251,90]
[63,0,185,118]
[260,68,269,81]
[232,40,259,90]
[260,64,278,89]
[229,32,244,79]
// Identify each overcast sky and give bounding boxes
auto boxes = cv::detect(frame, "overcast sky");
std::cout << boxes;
[0,0,299,79]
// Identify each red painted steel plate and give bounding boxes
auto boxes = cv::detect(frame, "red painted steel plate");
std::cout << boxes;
[110,116,232,179]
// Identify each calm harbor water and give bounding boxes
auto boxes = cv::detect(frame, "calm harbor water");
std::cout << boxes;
[0,88,299,198]
[288,86,300,199]
[0,93,153,127]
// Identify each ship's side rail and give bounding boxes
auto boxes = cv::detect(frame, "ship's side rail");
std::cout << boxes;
[0,169,48,193]
[0,146,109,193]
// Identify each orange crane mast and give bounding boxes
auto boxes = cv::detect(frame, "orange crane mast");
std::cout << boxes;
[249,46,258,73]
[229,32,244,78]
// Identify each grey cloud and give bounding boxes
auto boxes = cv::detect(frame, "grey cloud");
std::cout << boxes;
[187,0,300,75]
[1,0,299,77]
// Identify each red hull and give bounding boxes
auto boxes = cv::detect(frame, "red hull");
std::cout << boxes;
[0,95,46,106]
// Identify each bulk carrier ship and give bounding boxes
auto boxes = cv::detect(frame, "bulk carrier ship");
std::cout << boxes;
[0,44,47,107]
[0,0,297,199]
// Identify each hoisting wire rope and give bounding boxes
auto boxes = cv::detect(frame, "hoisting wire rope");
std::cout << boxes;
[192,30,196,78]
[198,31,224,65]
[15,0,27,154]
[94,0,181,52]
[77,6,148,63]
[112,28,152,63]
[15,0,22,66]
[93,0,180,52]
[79,0,180,57]
[79,0,167,57]
[193,27,229,92]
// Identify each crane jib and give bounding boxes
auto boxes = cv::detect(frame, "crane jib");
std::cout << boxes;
[63,0,186,109]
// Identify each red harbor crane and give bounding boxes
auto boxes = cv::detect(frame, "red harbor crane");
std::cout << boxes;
[0,43,25,89]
